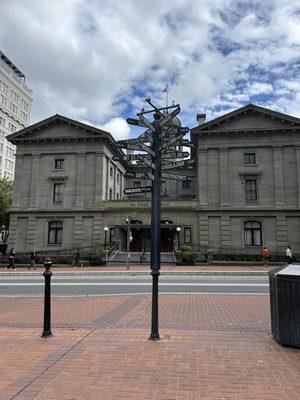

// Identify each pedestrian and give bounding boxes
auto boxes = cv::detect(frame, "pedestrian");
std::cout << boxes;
[286,246,293,264]
[73,248,81,267]
[262,246,269,267]
[28,251,37,270]
[7,248,16,270]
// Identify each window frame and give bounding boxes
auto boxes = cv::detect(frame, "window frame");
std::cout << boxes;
[244,220,262,247]
[245,179,257,202]
[48,221,63,245]
[55,159,64,170]
[184,227,192,244]
[53,182,63,203]
[244,152,256,166]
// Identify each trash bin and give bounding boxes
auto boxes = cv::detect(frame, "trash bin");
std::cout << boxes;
[269,264,300,348]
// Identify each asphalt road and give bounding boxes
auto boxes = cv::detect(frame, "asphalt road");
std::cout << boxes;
[0,274,270,297]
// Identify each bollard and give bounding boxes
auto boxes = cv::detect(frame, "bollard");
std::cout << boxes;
[42,258,53,337]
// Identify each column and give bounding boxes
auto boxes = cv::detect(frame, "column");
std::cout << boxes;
[198,214,209,250]
[220,215,231,249]
[73,215,83,247]
[273,147,285,206]
[26,215,37,250]
[94,153,103,205]
[11,155,22,208]
[92,213,103,246]
[30,155,40,208]
[220,148,229,205]
[296,147,300,208]
[198,150,208,206]
[76,154,85,207]
[276,215,287,250]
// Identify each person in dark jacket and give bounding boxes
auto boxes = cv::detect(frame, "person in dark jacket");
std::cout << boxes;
[7,248,16,270]
[28,251,37,270]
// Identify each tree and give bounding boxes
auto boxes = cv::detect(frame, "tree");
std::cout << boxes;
[0,178,13,227]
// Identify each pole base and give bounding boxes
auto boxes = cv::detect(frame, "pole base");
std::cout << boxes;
[149,333,160,341]
[41,331,52,338]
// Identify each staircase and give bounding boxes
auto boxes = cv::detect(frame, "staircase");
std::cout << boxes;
[109,251,176,264]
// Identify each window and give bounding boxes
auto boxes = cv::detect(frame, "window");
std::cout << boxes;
[244,152,256,165]
[117,173,120,184]
[244,221,261,246]
[55,159,64,169]
[110,166,113,177]
[184,227,192,243]
[53,183,63,203]
[245,179,257,202]
[182,180,191,189]
[48,221,63,245]
[109,188,113,200]
[134,181,141,188]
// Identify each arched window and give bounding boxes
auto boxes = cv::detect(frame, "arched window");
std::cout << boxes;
[48,221,63,245]
[244,221,261,246]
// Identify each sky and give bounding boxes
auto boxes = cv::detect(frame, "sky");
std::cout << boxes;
[1,0,300,140]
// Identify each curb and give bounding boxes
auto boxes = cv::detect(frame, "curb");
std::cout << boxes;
[0,270,269,277]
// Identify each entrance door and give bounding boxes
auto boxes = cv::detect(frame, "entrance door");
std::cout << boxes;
[130,228,143,252]
[161,228,174,252]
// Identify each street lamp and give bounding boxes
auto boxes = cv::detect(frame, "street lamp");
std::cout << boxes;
[104,227,108,249]
[126,217,130,270]
[176,226,181,251]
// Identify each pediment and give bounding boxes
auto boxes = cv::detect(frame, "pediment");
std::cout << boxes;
[7,114,112,144]
[192,104,300,134]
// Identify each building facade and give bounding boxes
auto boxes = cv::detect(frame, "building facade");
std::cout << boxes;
[0,50,33,179]
[6,104,300,254]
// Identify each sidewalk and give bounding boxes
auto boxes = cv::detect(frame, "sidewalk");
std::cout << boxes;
[0,263,276,276]
[0,293,299,399]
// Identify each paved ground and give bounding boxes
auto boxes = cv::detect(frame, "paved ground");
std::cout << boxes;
[1,293,300,399]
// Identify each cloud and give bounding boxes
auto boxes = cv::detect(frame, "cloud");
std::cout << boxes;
[1,0,300,132]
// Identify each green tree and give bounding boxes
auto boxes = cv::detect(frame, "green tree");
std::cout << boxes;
[0,178,13,227]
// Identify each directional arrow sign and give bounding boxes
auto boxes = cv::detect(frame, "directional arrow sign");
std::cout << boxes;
[138,129,153,143]
[117,142,154,156]
[141,157,155,169]
[160,136,180,151]
[160,126,179,141]
[139,114,155,132]
[162,151,190,159]
[162,159,196,170]
[126,117,147,127]
[159,107,180,126]
[124,186,152,194]
[125,172,154,180]
[112,154,151,162]
[162,172,193,181]
[117,138,147,146]
[180,127,190,134]
[178,139,194,147]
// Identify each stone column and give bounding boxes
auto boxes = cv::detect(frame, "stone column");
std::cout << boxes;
[296,147,300,208]
[220,148,229,205]
[198,214,209,250]
[220,215,231,249]
[276,215,287,250]
[30,155,40,208]
[273,147,285,206]
[11,154,22,208]
[73,216,83,247]
[76,154,85,207]
[94,152,102,206]
[198,150,208,206]
[26,215,37,250]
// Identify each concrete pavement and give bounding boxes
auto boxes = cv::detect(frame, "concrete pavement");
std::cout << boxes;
[0,292,299,399]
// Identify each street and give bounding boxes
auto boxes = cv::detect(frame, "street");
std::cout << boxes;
[0,274,269,296]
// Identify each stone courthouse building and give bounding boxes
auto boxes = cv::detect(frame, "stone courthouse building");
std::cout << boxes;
[6,103,300,254]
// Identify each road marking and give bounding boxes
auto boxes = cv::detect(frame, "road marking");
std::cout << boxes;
[0,282,269,287]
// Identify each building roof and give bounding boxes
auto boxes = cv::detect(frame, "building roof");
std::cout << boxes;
[0,50,25,79]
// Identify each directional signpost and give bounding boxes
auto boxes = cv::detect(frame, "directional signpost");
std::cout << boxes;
[113,98,196,341]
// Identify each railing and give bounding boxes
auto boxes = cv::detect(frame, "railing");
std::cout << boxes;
[107,243,119,259]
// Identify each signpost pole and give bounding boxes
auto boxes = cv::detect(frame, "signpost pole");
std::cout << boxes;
[126,217,130,271]
[149,111,161,341]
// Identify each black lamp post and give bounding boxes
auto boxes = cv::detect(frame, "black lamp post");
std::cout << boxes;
[42,258,53,338]
[104,226,108,249]
[176,226,181,251]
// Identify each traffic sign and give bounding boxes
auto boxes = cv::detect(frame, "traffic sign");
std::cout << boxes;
[139,114,155,132]
[124,186,152,194]
[159,107,180,126]
[161,159,196,170]
[112,154,151,162]
[141,157,155,169]
[125,172,154,180]
[162,172,193,181]
[138,129,153,143]
[126,117,147,127]
[117,142,154,156]
[178,139,194,147]
[160,136,180,151]
[162,151,190,159]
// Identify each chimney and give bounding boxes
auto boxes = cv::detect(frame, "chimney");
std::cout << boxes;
[196,113,206,125]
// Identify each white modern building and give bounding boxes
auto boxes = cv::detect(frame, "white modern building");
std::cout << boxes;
[0,50,33,179]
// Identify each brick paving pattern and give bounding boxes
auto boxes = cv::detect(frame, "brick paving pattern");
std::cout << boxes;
[0,294,299,399]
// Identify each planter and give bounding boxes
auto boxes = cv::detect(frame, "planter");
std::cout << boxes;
[89,260,106,266]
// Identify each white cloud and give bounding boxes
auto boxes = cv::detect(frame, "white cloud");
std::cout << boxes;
[98,117,131,141]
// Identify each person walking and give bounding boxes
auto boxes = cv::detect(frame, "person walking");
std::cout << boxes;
[7,248,16,270]
[28,251,37,270]
[286,246,293,264]
[73,249,81,267]
[262,246,269,267]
